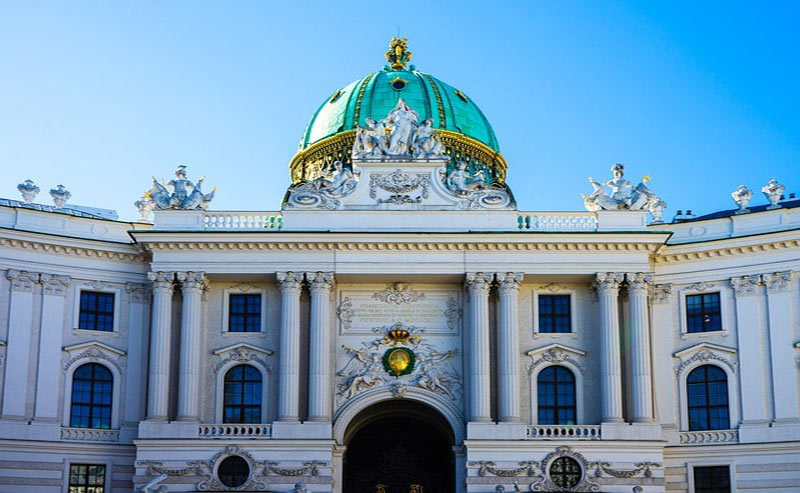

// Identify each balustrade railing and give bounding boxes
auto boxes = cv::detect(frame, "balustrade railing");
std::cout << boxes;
[517,213,598,231]
[679,429,738,445]
[60,427,120,442]
[198,423,272,438]
[527,425,601,440]
[203,212,283,230]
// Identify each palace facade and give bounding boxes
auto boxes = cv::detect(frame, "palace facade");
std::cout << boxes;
[1,40,799,493]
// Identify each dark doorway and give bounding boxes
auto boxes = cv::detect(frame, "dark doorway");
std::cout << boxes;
[343,400,455,493]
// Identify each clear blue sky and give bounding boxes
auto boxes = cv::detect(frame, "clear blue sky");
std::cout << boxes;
[1,0,798,221]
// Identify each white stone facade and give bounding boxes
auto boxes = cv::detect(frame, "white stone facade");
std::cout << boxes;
[0,169,799,492]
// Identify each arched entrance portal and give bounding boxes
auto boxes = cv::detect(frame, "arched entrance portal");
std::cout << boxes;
[343,400,455,492]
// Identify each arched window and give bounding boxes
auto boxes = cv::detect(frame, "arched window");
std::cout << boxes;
[687,365,729,431]
[537,366,576,425]
[70,363,112,429]
[224,365,262,424]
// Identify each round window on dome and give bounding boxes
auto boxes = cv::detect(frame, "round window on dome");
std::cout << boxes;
[390,77,408,90]
[218,455,249,488]
[549,457,581,489]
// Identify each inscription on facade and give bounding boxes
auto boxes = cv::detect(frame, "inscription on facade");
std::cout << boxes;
[338,284,460,334]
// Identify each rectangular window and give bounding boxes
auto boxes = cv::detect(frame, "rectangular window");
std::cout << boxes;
[78,291,115,332]
[693,465,730,493]
[539,294,571,333]
[686,293,722,333]
[68,463,106,493]
[229,294,262,332]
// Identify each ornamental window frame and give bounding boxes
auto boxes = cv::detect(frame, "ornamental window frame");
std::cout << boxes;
[71,283,122,335]
[536,365,578,425]
[678,283,731,338]
[687,461,736,493]
[62,460,112,493]
[222,286,267,335]
[527,344,586,425]
[223,364,264,424]
[213,345,272,424]
[61,342,125,431]
[532,286,578,337]
[674,343,739,433]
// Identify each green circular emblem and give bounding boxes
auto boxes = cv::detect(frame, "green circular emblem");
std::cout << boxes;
[383,347,415,377]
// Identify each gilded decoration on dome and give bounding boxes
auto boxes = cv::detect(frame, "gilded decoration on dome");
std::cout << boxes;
[386,37,412,71]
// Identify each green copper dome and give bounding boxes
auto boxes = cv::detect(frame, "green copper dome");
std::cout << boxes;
[298,69,499,152]
[289,39,507,186]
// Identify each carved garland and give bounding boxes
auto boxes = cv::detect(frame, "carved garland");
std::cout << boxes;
[468,461,539,478]
[63,348,125,372]
[264,461,326,477]
[589,461,660,479]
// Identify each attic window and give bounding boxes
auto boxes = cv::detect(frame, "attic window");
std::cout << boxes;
[390,77,408,90]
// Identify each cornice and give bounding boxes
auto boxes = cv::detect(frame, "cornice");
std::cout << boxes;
[0,231,146,262]
[656,234,800,265]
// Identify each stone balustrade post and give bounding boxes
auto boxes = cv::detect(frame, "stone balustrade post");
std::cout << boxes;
[277,272,304,421]
[627,272,654,422]
[595,272,625,423]
[465,272,493,422]
[176,271,207,421]
[146,271,174,421]
[496,272,523,423]
[307,272,334,422]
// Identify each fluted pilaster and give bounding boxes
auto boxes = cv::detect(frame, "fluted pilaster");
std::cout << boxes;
[307,272,334,422]
[496,272,523,422]
[277,271,304,421]
[627,272,654,423]
[595,272,624,423]
[465,272,493,422]
[147,271,174,420]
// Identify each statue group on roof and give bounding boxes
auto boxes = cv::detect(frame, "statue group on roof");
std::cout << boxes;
[352,99,445,159]
[582,163,667,222]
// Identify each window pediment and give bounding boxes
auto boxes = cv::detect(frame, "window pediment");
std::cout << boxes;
[673,342,737,376]
[212,343,274,373]
[526,343,586,374]
[62,341,126,371]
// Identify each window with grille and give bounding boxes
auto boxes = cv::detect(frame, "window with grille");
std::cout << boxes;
[693,465,731,493]
[68,463,106,493]
[538,294,571,333]
[686,293,722,333]
[687,365,729,431]
[537,365,576,425]
[70,363,112,429]
[78,291,115,332]
[224,365,262,423]
[228,294,262,332]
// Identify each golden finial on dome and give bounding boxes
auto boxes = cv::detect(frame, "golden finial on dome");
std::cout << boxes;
[386,37,412,71]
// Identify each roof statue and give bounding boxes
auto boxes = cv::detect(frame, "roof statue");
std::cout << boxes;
[285,160,360,210]
[352,98,446,159]
[731,185,754,214]
[385,37,412,71]
[136,165,216,219]
[443,160,513,209]
[762,179,785,209]
[17,179,40,204]
[582,163,666,222]
[49,184,71,208]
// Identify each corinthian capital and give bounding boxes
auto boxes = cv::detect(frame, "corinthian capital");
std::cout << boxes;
[40,274,70,296]
[176,271,207,293]
[651,283,673,304]
[464,272,493,295]
[276,271,304,293]
[6,270,40,292]
[763,271,793,294]
[626,272,653,293]
[594,272,624,293]
[730,275,761,297]
[495,272,524,294]
[306,272,334,293]
[147,271,174,294]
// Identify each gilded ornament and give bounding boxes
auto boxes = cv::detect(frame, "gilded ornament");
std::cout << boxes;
[385,37,412,71]
[383,347,415,377]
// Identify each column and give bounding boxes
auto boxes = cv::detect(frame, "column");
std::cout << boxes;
[650,283,677,427]
[465,272,492,422]
[146,272,174,421]
[277,271,304,421]
[763,272,799,423]
[123,283,150,424]
[595,272,624,423]
[627,272,654,422]
[731,275,768,424]
[307,272,334,422]
[2,270,39,419]
[176,272,206,421]
[33,274,70,422]
[496,272,523,422]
